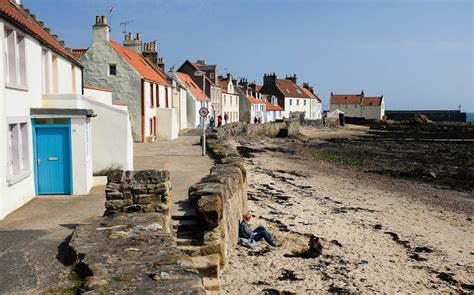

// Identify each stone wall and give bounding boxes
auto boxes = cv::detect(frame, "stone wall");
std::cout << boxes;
[214,120,301,140]
[105,170,171,218]
[188,136,248,268]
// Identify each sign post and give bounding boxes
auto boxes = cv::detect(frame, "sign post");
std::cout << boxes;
[199,107,209,156]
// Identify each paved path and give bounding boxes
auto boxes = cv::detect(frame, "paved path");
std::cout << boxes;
[134,135,213,217]
[0,186,105,294]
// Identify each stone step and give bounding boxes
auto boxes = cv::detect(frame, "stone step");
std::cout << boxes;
[202,277,221,292]
[175,230,203,241]
[172,214,197,221]
[176,236,202,246]
[172,219,198,226]
[174,223,201,233]
[192,254,220,279]
[178,245,203,256]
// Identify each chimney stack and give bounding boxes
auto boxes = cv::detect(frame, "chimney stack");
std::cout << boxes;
[263,72,277,86]
[92,15,110,43]
[157,57,165,71]
[285,74,297,84]
[123,31,142,53]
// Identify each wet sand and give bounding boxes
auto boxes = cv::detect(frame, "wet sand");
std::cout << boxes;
[220,134,474,294]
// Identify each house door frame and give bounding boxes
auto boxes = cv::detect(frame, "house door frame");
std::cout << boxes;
[32,118,73,195]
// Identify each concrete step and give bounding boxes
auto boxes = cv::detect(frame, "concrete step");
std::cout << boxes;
[202,277,221,292]
[192,254,220,279]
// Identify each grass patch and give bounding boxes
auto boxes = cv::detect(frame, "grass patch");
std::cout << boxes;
[93,164,123,177]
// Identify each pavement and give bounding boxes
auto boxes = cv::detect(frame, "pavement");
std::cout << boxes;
[0,134,212,293]
[134,134,213,217]
[0,186,105,294]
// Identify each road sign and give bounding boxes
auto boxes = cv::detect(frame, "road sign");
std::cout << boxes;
[199,107,209,117]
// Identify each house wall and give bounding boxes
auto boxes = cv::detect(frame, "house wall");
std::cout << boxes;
[45,93,134,173]
[362,104,384,120]
[0,18,84,219]
[156,108,178,140]
[171,85,187,130]
[330,103,362,117]
[284,97,311,118]
[84,88,113,105]
[310,99,322,119]
[221,92,239,124]
[71,117,93,195]
[81,38,142,141]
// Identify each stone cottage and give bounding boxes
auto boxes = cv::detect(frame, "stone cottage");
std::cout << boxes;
[330,91,385,120]
[76,16,177,142]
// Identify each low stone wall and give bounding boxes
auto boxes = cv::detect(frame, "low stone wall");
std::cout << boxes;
[105,170,171,217]
[188,138,248,267]
[68,170,206,293]
[214,120,300,140]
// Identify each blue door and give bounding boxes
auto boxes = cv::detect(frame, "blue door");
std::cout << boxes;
[35,127,71,194]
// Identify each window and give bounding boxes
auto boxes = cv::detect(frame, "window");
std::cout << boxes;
[109,64,116,76]
[149,118,153,136]
[210,73,214,79]
[150,83,154,108]
[296,99,299,106]
[156,85,160,107]
[4,27,27,87]
[224,95,226,105]
[42,49,50,93]
[289,99,292,106]
[165,87,169,108]
[71,65,77,93]
[7,120,30,185]
[304,99,306,106]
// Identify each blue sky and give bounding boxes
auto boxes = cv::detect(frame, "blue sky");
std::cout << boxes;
[23,0,473,111]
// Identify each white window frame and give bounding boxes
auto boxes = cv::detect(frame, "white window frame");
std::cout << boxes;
[85,118,92,160]
[4,25,28,90]
[6,117,31,185]
[42,48,51,94]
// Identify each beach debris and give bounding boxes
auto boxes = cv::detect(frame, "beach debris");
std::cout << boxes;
[414,246,433,253]
[330,239,343,247]
[384,231,410,248]
[262,288,296,295]
[284,235,323,258]
[278,269,303,281]
[327,285,351,294]
[373,224,382,230]
[248,248,272,257]
[409,253,427,261]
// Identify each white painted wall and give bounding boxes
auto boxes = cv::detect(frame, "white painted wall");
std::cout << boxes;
[44,94,134,173]
[222,92,239,124]
[0,18,82,219]
[362,103,385,120]
[156,108,178,140]
[84,87,113,105]
[284,97,312,119]
[71,117,93,195]
[331,104,362,117]
[178,87,187,130]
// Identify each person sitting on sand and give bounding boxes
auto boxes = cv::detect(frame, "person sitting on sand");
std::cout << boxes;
[238,213,278,248]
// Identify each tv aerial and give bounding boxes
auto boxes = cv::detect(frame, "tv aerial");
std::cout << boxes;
[121,20,134,35]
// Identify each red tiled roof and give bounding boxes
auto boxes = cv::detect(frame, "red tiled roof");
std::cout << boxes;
[109,40,169,86]
[265,100,284,111]
[112,102,128,106]
[275,79,311,98]
[176,72,209,102]
[361,96,383,106]
[218,79,228,92]
[330,94,363,105]
[247,95,265,104]
[301,87,322,103]
[84,85,112,92]
[0,0,82,67]
[72,48,87,59]
[255,84,263,92]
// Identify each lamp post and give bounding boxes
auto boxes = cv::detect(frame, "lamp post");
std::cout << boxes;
[195,70,207,156]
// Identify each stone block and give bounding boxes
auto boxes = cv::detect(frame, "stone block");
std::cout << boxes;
[147,182,170,194]
[134,170,170,184]
[131,183,147,194]
[136,194,161,205]
[107,170,124,183]
[189,183,224,206]
[106,191,124,200]
[105,199,132,212]
[197,195,223,230]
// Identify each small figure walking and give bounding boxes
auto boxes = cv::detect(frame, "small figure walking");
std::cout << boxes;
[254,117,258,124]
[258,117,262,124]
[217,115,223,127]
[209,117,215,128]
[224,112,229,124]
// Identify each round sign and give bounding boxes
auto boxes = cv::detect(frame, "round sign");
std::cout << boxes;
[199,107,209,117]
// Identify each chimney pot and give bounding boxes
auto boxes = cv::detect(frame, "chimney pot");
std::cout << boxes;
[136,33,141,40]
[96,16,101,24]
[101,16,107,25]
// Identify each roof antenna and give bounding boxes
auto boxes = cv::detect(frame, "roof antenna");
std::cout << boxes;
[108,5,115,31]
[121,20,134,35]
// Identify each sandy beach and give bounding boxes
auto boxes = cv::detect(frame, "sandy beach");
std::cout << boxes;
[220,128,474,294]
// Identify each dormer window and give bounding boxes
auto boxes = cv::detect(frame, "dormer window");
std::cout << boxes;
[210,73,214,79]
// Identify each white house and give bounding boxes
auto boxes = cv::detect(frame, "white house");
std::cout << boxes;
[170,71,210,128]
[263,94,284,122]
[236,79,266,124]
[259,73,321,119]
[76,16,177,142]
[0,0,96,219]
[218,74,239,124]
[330,91,385,120]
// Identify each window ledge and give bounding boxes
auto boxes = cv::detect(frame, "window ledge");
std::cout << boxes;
[6,82,29,91]
[7,170,31,186]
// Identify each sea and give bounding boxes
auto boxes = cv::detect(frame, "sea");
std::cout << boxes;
[467,113,474,122]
